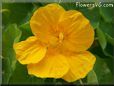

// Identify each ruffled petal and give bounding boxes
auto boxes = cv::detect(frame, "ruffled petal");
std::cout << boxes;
[30,3,65,44]
[62,51,96,82]
[13,36,47,64]
[59,10,94,52]
[27,53,69,78]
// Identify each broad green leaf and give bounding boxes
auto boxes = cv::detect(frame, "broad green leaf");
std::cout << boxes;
[99,7,113,23]
[2,24,22,84]
[105,33,114,46]
[102,47,113,58]
[8,62,29,84]
[19,22,33,41]
[99,20,114,38]
[99,20,114,46]
[104,57,114,73]
[96,28,107,49]
[87,70,98,84]
[1,8,10,27]
[9,62,44,85]
[93,55,113,84]
[97,20,113,58]
[96,28,113,58]
[2,3,33,26]
[9,62,45,85]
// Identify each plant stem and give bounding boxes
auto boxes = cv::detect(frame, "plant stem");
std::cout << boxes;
[79,79,84,86]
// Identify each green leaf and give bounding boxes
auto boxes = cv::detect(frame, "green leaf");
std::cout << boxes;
[2,3,33,26]
[9,62,45,85]
[97,20,113,58]
[104,57,114,73]
[8,62,30,84]
[96,28,107,49]
[93,55,113,84]
[87,70,98,84]
[2,24,22,84]
[19,22,33,41]
[1,8,10,27]
[99,20,114,46]
[99,7,113,23]
[96,28,113,58]
[105,33,114,46]
[99,20,114,38]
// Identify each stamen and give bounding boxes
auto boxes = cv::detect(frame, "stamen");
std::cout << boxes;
[59,32,64,43]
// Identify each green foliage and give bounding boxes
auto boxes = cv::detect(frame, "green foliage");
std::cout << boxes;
[87,70,98,84]
[96,28,107,50]
[99,7,113,23]
[93,55,113,84]
[2,2,114,85]
[19,22,33,41]
[2,24,22,84]
[2,3,33,26]
[9,62,45,85]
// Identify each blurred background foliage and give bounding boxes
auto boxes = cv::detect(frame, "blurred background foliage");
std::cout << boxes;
[2,1,114,85]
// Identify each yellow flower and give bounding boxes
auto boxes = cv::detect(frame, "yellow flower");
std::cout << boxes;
[14,3,96,82]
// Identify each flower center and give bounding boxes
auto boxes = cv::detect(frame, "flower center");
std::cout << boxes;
[59,32,64,43]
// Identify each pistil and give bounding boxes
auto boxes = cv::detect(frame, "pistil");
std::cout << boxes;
[59,32,64,43]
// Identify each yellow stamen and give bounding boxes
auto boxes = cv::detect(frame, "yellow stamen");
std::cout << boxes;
[59,32,64,43]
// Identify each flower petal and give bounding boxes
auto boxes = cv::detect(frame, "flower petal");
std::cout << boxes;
[27,53,69,78]
[13,36,47,64]
[62,51,96,82]
[30,3,65,44]
[59,10,94,52]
